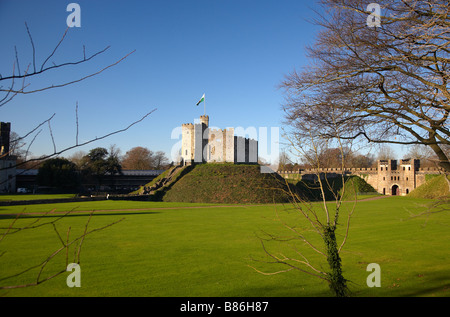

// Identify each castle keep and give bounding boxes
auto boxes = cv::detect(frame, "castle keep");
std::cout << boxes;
[181,115,258,165]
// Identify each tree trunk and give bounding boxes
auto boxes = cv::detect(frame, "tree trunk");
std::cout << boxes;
[428,143,450,174]
[323,225,349,297]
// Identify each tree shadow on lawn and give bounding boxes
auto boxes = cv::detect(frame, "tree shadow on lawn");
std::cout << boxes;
[0,210,161,220]
[398,270,450,297]
[235,284,333,297]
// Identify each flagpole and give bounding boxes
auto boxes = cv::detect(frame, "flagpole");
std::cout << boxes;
[204,94,206,116]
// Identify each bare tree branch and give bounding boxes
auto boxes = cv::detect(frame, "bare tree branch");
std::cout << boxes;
[0,210,125,290]
[281,0,450,172]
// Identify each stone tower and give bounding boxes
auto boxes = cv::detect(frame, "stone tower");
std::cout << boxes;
[181,123,194,163]
[377,159,420,196]
[0,122,11,156]
[0,122,16,193]
[181,115,209,164]
[199,115,209,127]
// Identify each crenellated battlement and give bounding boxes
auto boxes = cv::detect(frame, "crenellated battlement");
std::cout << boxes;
[207,128,234,136]
[199,115,209,127]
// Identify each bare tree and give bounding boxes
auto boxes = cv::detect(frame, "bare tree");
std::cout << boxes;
[277,151,291,171]
[405,144,437,167]
[0,24,133,107]
[280,0,450,173]
[251,105,356,297]
[153,151,170,170]
[0,24,154,290]
[68,150,87,168]
[0,210,124,290]
[376,145,397,161]
[8,132,26,158]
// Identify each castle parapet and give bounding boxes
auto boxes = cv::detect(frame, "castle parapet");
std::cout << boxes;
[199,115,209,127]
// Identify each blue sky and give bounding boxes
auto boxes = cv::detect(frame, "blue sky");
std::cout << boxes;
[0,0,404,163]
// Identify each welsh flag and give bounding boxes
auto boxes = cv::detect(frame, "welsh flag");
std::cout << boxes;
[196,93,205,106]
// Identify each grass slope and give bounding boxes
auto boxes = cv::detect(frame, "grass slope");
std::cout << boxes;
[340,175,378,200]
[130,166,181,195]
[162,163,291,204]
[408,174,450,199]
[291,175,377,201]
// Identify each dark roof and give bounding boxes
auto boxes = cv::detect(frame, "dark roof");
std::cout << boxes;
[16,169,39,176]
[120,170,165,176]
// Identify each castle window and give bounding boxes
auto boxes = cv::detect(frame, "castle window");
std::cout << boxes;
[406,189,409,194]
[383,188,386,195]
[391,176,393,180]
[383,177,385,180]
[408,167,410,171]
[406,177,408,181]
[403,167,405,170]
[185,150,187,155]
[381,167,383,171]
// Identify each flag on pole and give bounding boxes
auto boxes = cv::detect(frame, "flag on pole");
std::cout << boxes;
[196,93,205,106]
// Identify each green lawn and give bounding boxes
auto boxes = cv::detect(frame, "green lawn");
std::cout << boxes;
[0,196,449,297]
[352,193,381,200]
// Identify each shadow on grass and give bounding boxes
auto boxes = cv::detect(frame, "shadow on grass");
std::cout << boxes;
[399,270,450,297]
[233,284,333,297]
[0,211,161,220]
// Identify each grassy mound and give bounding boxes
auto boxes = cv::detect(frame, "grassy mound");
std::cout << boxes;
[162,163,291,204]
[130,169,172,195]
[408,174,450,199]
[340,175,377,200]
[292,175,376,201]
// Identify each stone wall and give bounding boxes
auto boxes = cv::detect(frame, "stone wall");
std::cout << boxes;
[206,128,235,162]
[0,157,16,193]
[278,159,442,196]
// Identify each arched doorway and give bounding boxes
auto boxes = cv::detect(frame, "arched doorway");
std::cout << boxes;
[391,185,399,196]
